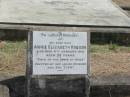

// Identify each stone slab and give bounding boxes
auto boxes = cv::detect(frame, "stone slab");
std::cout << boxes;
[28,76,90,97]
[0,0,130,27]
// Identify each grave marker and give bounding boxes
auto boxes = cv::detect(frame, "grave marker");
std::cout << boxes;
[33,31,88,75]
[27,31,90,97]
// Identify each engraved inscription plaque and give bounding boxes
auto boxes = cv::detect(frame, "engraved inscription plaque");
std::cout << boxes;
[32,31,88,75]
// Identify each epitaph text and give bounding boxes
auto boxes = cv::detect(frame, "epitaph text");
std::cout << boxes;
[33,31,88,75]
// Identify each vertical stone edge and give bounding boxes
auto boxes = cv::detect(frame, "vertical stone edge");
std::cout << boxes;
[26,31,33,97]
[86,31,91,97]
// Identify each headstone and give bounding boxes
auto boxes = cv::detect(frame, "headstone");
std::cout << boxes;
[27,31,90,97]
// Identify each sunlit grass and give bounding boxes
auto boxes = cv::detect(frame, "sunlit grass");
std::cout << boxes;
[91,44,130,53]
[0,41,26,75]
[0,41,130,76]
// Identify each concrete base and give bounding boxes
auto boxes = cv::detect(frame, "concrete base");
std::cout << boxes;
[0,76,130,97]
[27,76,90,97]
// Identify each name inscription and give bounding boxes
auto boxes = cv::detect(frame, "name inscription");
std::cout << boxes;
[33,31,88,75]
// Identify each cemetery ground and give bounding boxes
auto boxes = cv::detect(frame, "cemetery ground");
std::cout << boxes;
[0,41,130,97]
[0,41,130,77]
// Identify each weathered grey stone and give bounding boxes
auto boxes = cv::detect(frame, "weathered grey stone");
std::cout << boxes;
[90,85,130,97]
[0,75,130,97]
[0,85,9,97]
[0,0,130,27]
[28,76,90,97]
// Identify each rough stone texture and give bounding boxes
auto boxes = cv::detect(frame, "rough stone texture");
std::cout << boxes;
[28,76,90,97]
[90,85,130,97]
[0,76,130,97]
[0,0,130,27]
[0,85,9,97]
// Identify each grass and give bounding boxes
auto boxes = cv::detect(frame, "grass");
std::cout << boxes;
[0,41,130,59]
[0,41,130,55]
[0,41,26,54]
[0,41,26,64]
[91,44,130,53]
[0,41,26,75]
[0,41,130,76]
[1,41,130,54]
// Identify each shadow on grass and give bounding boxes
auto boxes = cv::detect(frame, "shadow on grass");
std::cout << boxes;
[0,76,130,97]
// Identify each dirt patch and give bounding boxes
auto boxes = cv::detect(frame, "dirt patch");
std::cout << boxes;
[0,41,26,76]
[91,52,130,77]
[0,51,130,80]
[0,42,130,84]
